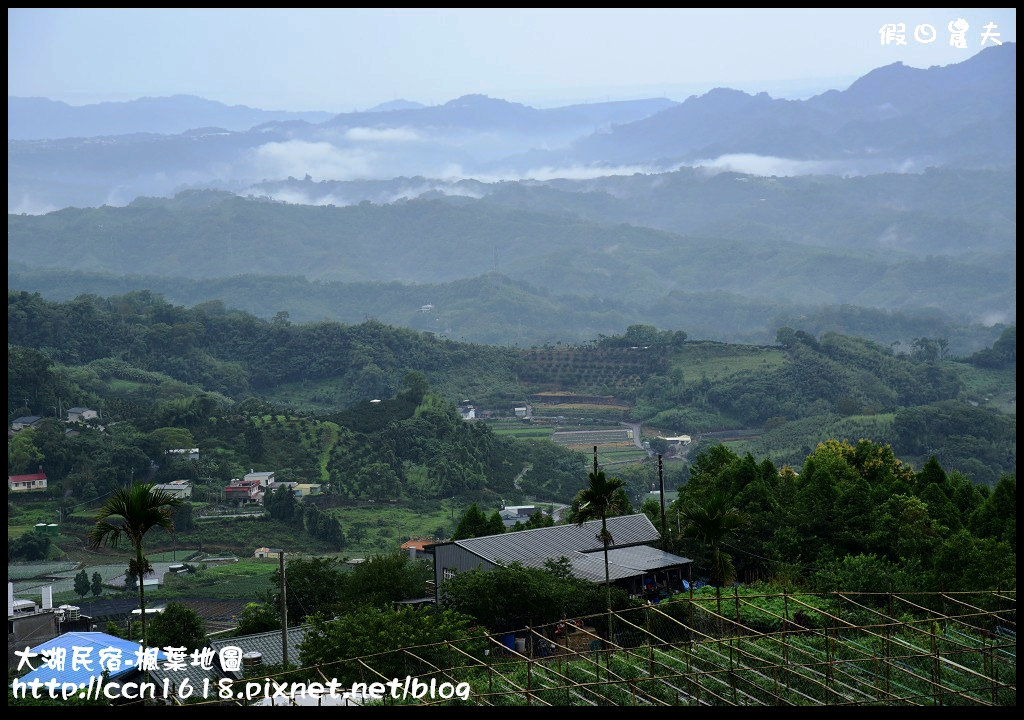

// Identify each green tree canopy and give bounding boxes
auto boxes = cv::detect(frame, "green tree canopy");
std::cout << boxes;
[147,601,207,651]
[451,503,503,540]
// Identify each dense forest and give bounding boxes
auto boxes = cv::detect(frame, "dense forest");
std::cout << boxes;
[11,264,1005,354]
[9,291,1016,487]
[669,441,1016,593]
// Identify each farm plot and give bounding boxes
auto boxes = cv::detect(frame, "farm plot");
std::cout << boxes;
[552,429,633,446]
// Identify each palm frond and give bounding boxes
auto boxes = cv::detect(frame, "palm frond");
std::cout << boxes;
[89,482,185,549]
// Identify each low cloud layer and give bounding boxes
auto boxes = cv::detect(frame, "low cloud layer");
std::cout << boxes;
[246,140,378,181]
[444,162,681,183]
[693,154,835,177]
[344,127,421,142]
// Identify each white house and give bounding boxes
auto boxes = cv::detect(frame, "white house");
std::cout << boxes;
[8,473,48,492]
[244,471,275,487]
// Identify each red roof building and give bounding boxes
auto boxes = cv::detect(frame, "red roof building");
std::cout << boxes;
[9,473,48,492]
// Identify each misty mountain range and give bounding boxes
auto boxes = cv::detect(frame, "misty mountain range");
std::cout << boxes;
[7,94,336,140]
[7,44,1016,355]
[8,43,1014,213]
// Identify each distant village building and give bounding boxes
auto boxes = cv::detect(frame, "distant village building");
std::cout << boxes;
[293,483,322,499]
[244,471,275,487]
[8,472,47,492]
[254,547,283,559]
[153,479,193,498]
[400,539,432,560]
[168,447,200,461]
[65,407,98,423]
[514,404,532,419]
[499,505,537,528]
[10,416,41,431]
[459,405,476,420]
[225,479,262,504]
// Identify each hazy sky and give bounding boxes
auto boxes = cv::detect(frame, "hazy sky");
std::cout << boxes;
[7,8,1017,111]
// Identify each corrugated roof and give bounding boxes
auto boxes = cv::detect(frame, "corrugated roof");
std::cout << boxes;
[9,473,47,482]
[212,626,308,679]
[519,547,693,583]
[18,632,167,687]
[605,545,693,572]
[152,626,311,691]
[451,513,661,565]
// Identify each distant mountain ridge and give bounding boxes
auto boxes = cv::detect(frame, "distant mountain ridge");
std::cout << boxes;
[559,43,1015,168]
[7,44,1015,212]
[6,94,335,140]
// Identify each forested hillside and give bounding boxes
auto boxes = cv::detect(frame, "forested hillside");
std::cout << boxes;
[10,291,1015,491]
[8,186,1014,326]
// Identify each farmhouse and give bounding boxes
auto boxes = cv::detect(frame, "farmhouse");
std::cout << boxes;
[8,472,47,492]
[254,547,283,559]
[225,479,262,504]
[66,407,98,422]
[428,514,691,601]
[11,416,41,431]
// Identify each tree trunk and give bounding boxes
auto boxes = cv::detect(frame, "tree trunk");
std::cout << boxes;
[137,545,147,642]
[602,516,613,643]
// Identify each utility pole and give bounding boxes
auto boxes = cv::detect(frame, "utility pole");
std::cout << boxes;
[658,454,667,546]
[279,551,288,668]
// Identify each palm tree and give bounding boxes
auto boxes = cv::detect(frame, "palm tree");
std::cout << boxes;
[89,482,184,641]
[574,467,629,640]
[679,490,747,587]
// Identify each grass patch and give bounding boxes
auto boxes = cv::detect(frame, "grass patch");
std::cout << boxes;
[327,501,501,555]
[672,341,788,384]
[950,361,1016,415]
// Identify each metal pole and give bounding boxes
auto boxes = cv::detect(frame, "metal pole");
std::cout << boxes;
[658,455,667,547]
[280,551,288,668]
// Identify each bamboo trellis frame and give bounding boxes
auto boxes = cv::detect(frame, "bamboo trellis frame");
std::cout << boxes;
[169,589,1015,707]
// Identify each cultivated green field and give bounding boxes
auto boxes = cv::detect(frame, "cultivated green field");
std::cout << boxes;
[672,342,788,383]
[488,425,554,440]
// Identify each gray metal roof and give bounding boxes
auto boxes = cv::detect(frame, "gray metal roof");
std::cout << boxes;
[605,545,693,572]
[452,513,661,565]
[212,626,309,679]
[519,546,693,583]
